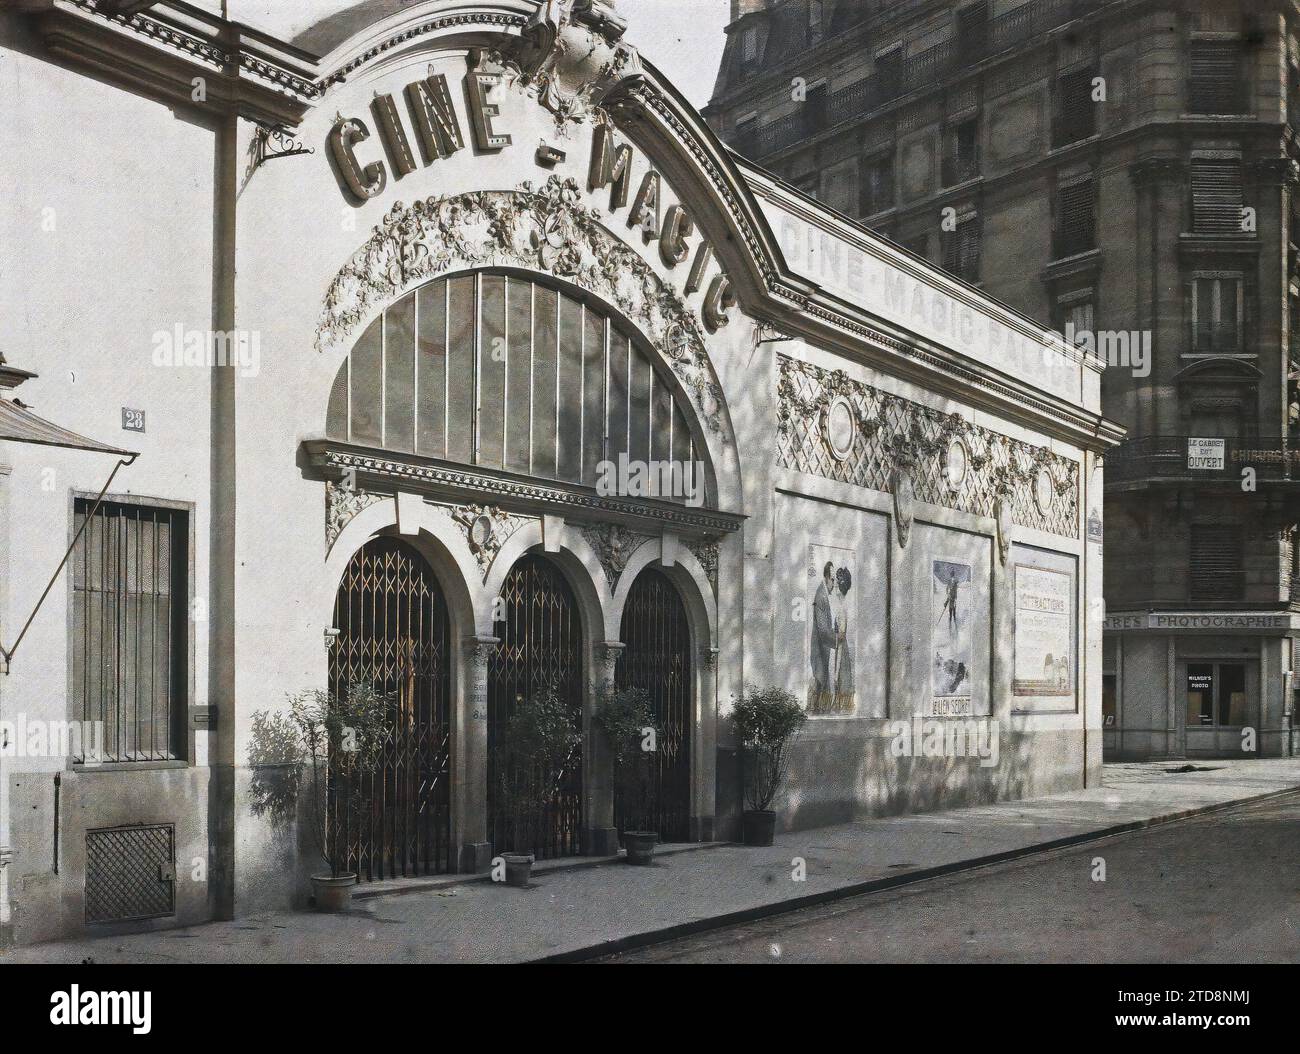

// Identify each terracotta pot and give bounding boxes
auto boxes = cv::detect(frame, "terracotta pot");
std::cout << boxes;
[503,853,535,887]
[311,872,357,912]
[623,830,658,864]
[742,810,776,846]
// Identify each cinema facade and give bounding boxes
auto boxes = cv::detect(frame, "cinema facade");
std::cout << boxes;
[0,0,1119,946]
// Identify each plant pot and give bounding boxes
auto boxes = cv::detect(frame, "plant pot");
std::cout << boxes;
[623,830,658,865]
[311,872,357,912]
[502,852,535,887]
[742,810,776,847]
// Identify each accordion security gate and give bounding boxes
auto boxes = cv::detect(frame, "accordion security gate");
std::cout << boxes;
[488,554,585,859]
[329,537,453,880]
[616,567,692,843]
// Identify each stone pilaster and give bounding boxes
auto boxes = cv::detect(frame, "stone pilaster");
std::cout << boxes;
[458,635,498,873]
[586,641,625,855]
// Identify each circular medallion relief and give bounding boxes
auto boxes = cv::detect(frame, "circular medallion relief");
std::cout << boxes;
[944,437,969,491]
[468,514,495,550]
[822,396,857,461]
[1033,468,1055,514]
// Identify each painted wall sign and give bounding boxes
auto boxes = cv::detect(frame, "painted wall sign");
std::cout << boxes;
[760,199,1083,402]
[1187,437,1225,470]
[1105,612,1294,631]
[1013,565,1073,697]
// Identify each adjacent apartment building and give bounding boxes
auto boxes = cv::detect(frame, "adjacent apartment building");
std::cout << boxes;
[706,0,1300,759]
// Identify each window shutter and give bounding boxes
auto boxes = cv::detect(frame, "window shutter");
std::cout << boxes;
[1190,525,1244,601]
[1055,178,1096,257]
[1191,160,1243,234]
[1054,67,1097,146]
[1189,42,1244,113]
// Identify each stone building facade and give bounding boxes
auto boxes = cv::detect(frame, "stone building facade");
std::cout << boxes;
[706,0,1300,760]
[0,0,1114,946]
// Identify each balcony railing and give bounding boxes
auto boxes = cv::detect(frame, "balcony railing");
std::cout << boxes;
[746,0,1103,158]
[1106,435,1300,484]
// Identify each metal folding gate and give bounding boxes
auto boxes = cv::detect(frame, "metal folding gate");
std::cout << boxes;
[616,567,692,842]
[487,554,585,859]
[329,537,452,880]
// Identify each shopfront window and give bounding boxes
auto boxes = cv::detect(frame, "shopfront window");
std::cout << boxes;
[1186,662,1248,727]
[1102,673,1116,727]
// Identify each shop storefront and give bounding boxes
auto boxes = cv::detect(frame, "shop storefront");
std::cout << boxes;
[0,0,1118,945]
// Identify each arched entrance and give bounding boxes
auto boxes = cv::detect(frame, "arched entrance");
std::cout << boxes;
[617,567,692,842]
[487,553,585,858]
[328,537,452,880]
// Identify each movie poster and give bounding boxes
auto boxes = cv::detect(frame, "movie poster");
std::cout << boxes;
[807,543,857,715]
[929,558,973,715]
[1013,564,1073,697]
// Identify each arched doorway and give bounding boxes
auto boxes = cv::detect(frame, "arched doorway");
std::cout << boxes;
[328,537,452,880]
[487,553,585,858]
[617,567,692,842]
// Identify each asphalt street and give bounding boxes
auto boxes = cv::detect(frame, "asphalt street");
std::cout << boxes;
[608,792,1300,963]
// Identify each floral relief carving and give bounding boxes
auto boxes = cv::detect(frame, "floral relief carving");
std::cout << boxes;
[582,523,649,589]
[317,175,727,438]
[686,538,719,595]
[325,481,385,548]
[776,356,1080,538]
[448,504,534,577]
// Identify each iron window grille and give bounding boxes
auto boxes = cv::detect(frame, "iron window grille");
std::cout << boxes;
[71,500,188,763]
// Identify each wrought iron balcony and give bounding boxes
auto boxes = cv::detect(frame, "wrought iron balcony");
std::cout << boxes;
[1106,435,1300,485]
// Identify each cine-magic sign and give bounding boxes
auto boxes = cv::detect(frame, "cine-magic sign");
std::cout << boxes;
[326,55,735,330]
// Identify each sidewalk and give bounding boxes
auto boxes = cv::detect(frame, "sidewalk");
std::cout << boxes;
[5,759,1299,964]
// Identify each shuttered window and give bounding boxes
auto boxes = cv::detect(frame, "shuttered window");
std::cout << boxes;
[943,214,981,283]
[1189,42,1245,114]
[1191,160,1244,234]
[1053,177,1096,258]
[1053,67,1097,147]
[1189,525,1245,602]
[957,2,990,62]
[72,500,188,762]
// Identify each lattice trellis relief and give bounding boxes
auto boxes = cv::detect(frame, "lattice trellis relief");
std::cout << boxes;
[776,356,1079,538]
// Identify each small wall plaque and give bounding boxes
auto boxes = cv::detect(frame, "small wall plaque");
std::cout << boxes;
[121,407,146,432]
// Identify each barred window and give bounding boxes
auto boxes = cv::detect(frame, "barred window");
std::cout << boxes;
[1190,159,1244,234]
[1054,177,1096,258]
[72,500,188,762]
[1188,41,1246,114]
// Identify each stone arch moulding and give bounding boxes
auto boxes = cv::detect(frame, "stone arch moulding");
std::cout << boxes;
[315,175,737,459]
[479,518,613,642]
[318,491,485,651]
[606,540,718,650]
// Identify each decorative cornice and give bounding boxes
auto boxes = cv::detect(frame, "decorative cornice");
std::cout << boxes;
[305,441,744,536]
[316,174,729,440]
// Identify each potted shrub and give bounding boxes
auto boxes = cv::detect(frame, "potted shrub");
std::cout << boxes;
[733,685,807,846]
[593,683,661,864]
[496,683,583,886]
[248,680,389,911]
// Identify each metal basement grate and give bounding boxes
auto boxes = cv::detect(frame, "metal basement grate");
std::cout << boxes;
[85,824,176,923]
